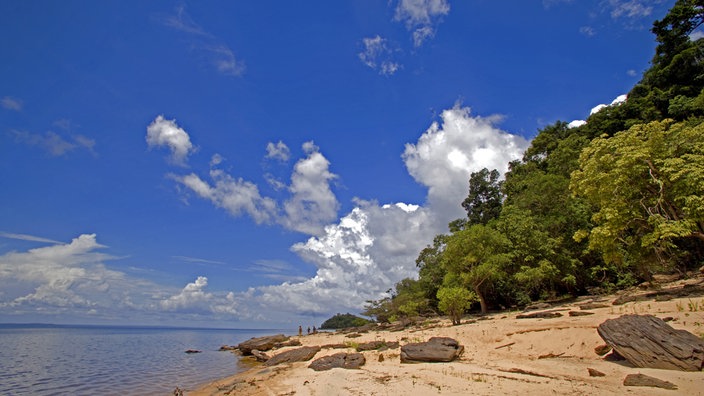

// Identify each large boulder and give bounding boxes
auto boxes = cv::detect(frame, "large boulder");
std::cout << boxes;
[237,334,289,355]
[264,346,321,366]
[400,337,464,363]
[597,314,704,371]
[308,352,366,371]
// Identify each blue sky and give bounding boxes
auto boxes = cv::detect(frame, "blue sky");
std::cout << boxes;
[0,0,677,327]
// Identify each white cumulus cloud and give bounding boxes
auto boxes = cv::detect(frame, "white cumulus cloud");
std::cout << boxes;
[172,142,339,235]
[266,140,291,162]
[0,234,122,312]
[403,105,529,220]
[150,105,529,322]
[175,170,279,224]
[160,276,239,314]
[146,115,196,166]
[569,94,628,127]
[282,143,340,235]
[249,105,529,318]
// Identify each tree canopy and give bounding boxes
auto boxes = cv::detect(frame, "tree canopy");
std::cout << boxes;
[361,1,704,323]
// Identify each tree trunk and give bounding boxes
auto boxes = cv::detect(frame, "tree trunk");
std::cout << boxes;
[474,285,488,314]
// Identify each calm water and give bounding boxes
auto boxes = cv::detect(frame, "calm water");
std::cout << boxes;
[0,324,282,395]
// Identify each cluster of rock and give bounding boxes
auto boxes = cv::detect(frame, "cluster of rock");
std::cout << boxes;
[219,333,464,372]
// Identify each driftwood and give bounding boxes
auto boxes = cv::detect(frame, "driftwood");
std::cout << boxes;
[568,311,594,317]
[516,311,563,319]
[597,314,704,371]
[623,373,678,390]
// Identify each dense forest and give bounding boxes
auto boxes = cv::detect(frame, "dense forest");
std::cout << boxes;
[363,0,704,325]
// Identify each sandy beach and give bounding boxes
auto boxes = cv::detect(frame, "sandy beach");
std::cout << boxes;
[188,277,704,395]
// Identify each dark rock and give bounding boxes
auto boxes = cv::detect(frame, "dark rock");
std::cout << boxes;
[400,337,464,363]
[219,345,237,351]
[597,314,704,371]
[569,311,594,317]
[594,344,612,356]
[355,340,400,351]
[516,311,563,319]
[378,354,384,362]
[185,349,201,354]
[661,316,674,322]
[578,303,609,310]
[587,368,606,377]
[345,333,362,338]
[308,352,365,371]
[276,339,302,348]
[237,334,289,355]
[264,346,321,366]
[524,302,551,311]
[603,350,626,361]
[251,349,269,362]
[623,373,678,390]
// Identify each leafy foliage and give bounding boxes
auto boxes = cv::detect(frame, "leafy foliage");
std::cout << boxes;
[462,168,504,225]
[437,286,477,325]
[363,1,704,318]
[571,120,704,277]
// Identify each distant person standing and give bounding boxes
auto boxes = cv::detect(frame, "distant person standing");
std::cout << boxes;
[312,326,317,334]
[307,327,311,335]
[298,325,302,336]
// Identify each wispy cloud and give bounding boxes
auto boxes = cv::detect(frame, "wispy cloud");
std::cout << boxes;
[160,3,208,36]
[358,36,402,76]
[173,255,227,266]
[11,129,96,157]
[606,0,653,19]
[580,26,596,37]
[394,0,450,47]
[0,232,63,245]
[1,96,23,111]
[158,3,245,77]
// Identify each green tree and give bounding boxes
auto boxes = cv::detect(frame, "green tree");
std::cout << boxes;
[415,234,449,312]
[320,313,372,329]
[462,168,504,225]
[437,286,477,325]
[393,278,432,317]
[441,224,511,313]
[571,120,704,277]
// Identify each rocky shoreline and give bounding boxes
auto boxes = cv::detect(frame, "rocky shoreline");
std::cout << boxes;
[188,276,704,395]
